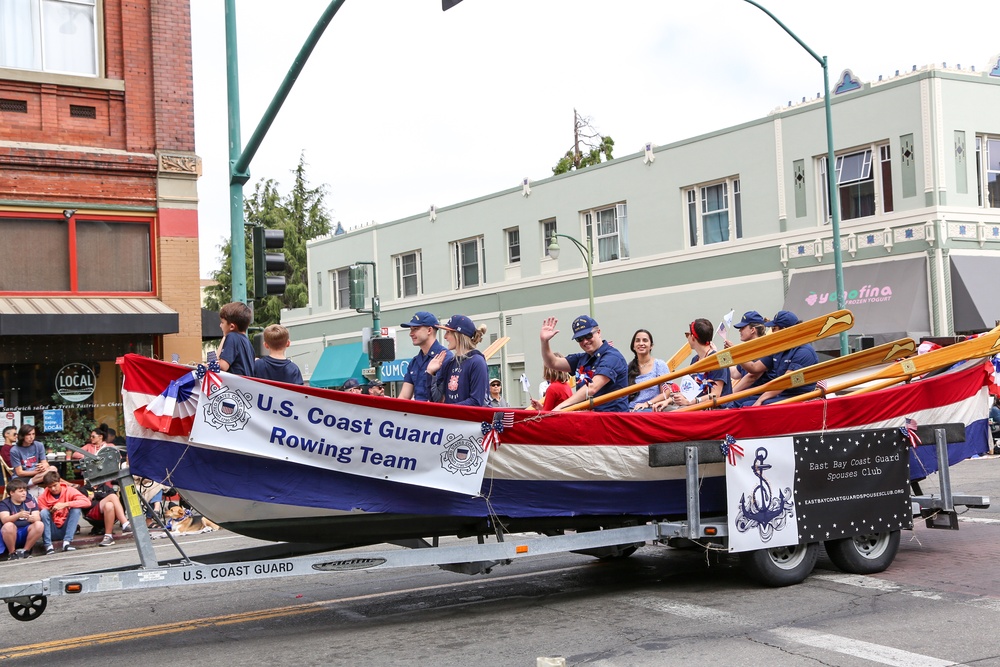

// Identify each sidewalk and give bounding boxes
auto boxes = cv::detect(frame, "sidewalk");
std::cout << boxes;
[14,526,137,557]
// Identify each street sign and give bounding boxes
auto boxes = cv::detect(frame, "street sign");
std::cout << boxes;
[361,367,377,379]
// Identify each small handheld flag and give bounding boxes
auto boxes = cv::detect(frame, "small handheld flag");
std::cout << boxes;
[717,310,735,341]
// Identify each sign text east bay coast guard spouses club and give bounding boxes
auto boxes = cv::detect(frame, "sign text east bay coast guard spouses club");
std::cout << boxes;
[189,374,491,495]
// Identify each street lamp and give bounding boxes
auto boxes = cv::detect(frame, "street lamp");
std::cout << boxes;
[547,233,594,318]
[743,0,848,356]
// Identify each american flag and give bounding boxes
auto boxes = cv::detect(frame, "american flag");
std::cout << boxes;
[902,417,921,448]
[716,309,734,340]
[481,413,514,452]
[721,434,744,466]
[198,352,224,398]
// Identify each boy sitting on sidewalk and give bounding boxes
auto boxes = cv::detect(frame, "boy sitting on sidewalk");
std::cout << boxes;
[36,470,91,554]
[0,478,43,559]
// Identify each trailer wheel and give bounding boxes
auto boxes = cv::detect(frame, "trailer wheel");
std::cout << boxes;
[739,542,818,587]
[8,595,47,621]
[825,530,900,574]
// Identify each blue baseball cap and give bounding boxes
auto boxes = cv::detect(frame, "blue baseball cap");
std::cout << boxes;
[437,314,477,338]
[571,315,599,340]
[341,378,360,390]
[401,311,438,328]
[764,310,801,328]
[735,310,765,328]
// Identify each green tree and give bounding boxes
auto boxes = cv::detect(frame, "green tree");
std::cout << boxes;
[205,152,332,328]
[552,109,615,175]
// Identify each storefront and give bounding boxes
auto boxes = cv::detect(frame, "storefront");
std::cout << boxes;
[782,257,931,352]
[0,298,178,449]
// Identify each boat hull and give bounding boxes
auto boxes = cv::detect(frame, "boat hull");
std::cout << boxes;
[122,355,991,545]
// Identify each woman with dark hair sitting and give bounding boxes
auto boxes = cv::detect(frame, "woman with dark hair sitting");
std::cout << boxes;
[626,329,672,412]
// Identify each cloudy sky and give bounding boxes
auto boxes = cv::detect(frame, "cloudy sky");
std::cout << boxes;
[191,0,999,277]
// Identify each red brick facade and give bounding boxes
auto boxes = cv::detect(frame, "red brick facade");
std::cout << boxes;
[0,0,202,382]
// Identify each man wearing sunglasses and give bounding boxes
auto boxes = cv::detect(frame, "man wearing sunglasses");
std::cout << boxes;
[539,315,629,412]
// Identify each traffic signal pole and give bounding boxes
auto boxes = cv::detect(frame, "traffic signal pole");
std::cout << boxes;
[224,0,348,303]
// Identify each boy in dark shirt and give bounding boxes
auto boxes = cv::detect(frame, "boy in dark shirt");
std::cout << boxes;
[253,324,303,384]
[0,478,44,559]
[218,302,255,377]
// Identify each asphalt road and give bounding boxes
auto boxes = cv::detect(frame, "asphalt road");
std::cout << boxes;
[2,456,1000,666]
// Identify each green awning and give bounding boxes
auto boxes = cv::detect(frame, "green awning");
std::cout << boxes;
[309,342,369,388]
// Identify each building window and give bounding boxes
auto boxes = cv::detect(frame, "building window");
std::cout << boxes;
[333,268,350,310]
[315,271,322,307]
[393,251,422,299]
[506,228,520,264]
[0,214,152,293]
[685,178,742,246]
[820,143,891,222]
[541,219,557,257]
[452,236,485,289]
[880,144,894,213]
[0,0,99,77]
[583,203,628,263]
[976,135,1000,208]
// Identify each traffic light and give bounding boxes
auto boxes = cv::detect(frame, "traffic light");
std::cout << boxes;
[369,337,396,363]
[252,226,286,299]
[349,265,367,310]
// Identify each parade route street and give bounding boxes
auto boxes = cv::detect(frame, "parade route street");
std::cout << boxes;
[1,456,1000,666]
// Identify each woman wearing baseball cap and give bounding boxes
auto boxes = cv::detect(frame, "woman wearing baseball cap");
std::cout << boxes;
[424,315,490,406]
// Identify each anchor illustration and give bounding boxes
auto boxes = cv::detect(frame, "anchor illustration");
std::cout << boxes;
[734,446,794,542]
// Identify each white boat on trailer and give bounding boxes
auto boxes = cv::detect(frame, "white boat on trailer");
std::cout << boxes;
[0,315,995,620]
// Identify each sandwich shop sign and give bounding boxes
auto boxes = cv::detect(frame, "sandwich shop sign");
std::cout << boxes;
[55,363,96,403]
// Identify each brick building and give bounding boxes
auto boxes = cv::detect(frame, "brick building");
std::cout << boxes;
[0,0,201,438]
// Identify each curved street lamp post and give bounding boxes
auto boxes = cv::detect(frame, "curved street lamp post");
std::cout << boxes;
[547,233,594,318]
[743,0,849,356]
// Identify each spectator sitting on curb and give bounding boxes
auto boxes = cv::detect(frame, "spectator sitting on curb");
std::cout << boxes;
[83,481,131,547]
[10,424,50,487]
[36,470,91,554]
[0,478,43,559]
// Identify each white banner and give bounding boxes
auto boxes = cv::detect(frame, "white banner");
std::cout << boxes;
[725,436,799,553]
[189,374,492,495]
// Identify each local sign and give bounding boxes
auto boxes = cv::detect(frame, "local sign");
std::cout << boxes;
[55,363,96,403]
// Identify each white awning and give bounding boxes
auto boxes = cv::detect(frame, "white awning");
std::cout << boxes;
[0,297,178,335]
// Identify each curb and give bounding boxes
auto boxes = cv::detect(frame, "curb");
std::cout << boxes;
[22,528,137,557]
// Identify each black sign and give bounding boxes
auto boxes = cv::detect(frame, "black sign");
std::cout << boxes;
[795,428,912,542]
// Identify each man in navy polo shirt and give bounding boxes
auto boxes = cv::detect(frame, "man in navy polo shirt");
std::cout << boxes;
[747,310,818,405]
[727,309,769,406]
[539,314,629,412]
[398,311,453,401]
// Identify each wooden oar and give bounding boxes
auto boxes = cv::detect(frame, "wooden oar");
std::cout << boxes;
[563,309,855,412]
[676,337,917,412]
[483,336,510,361]
[666,342,692,372]
[774,327,1000,405]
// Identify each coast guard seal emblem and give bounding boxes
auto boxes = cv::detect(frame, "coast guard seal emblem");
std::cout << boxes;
[202,386,252,432]
[441,436,484,476]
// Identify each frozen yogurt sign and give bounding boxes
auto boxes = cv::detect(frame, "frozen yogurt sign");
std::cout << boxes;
[55,363,96,403]
[805,284,893,308]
